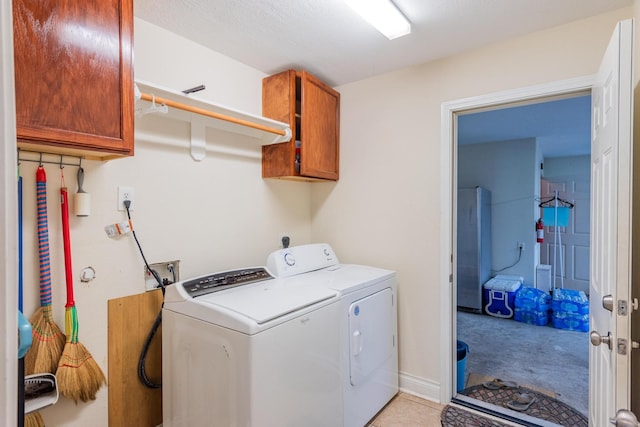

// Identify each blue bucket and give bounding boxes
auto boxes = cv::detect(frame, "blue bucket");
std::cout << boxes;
[456,340,469,392]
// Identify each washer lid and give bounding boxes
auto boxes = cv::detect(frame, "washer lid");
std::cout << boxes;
[308,264,396,293]
[200,281,338,324]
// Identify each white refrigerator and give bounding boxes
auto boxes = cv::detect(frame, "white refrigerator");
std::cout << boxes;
[457,187,492,312]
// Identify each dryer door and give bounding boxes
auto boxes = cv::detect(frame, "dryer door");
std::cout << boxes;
[349,288,394,386]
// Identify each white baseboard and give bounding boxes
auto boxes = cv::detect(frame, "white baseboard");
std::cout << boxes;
[398,371,443,404]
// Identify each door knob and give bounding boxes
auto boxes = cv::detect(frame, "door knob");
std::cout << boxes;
[602,294,614,312]
[609,409,640,426]
[590,331,612,350]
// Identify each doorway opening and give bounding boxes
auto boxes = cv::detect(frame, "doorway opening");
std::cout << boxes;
[442,78,594,425]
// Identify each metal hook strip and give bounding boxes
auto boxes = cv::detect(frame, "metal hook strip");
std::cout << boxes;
[17,149,83,168]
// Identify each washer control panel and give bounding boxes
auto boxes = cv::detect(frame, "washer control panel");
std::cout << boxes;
[284,252,296,266]
[266,243,339,278]
[182,267,273,298]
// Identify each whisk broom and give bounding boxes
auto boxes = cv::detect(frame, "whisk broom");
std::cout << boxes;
[25,166,65,376]
[56,187,106,403]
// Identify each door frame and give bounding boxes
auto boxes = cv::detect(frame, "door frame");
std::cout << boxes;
[439,75,595,404]
[1,0,18,425]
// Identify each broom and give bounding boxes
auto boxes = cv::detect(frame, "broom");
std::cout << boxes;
[56,187,106,403]
[24,412,44,427]
[18,174,45,427]
[25,166,65,376]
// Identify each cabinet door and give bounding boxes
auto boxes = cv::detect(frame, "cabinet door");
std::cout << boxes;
[13,0,134,158]
[348,288,394,386]
[300,71,340,180]
[262,70,297,178]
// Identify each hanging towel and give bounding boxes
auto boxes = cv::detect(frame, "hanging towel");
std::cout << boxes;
[542,207,570,227]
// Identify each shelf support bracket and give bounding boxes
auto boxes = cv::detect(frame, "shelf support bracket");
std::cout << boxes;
[276,127,292,144]
[190,116,206,161]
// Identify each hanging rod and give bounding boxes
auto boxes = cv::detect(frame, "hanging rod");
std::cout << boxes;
[17,149,83,168]
[139,92,287,138]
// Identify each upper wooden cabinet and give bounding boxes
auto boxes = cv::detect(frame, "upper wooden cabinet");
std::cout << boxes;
[13,0,134,159]
[262,70,340,181]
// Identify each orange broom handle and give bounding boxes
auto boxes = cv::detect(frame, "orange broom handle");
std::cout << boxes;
[60,188,75,308]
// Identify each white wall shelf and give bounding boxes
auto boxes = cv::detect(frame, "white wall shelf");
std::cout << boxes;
[135,80,292,161]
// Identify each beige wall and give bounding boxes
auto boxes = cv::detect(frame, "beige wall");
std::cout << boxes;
[16,6,640,425]
[458,138,538,286]
[20,18,312,426]
[313,7,632,398]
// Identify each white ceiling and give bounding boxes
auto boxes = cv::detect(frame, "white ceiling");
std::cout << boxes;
[135,0,630,158]
[134,0,632,87]
[458,95,592,158]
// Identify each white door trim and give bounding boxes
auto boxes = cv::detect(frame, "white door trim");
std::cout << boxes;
[1,0,18,425]
[439,75,595,403]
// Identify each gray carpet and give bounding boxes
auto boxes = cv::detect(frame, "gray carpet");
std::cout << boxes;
[457,310,589,416]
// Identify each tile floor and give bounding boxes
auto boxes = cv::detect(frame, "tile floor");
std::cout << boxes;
[367,393,445,427]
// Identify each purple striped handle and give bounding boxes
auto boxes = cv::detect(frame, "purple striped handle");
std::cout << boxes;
[36,167,52,306]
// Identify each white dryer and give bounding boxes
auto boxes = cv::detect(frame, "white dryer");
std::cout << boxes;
[162,267,343,427]
[267,243,398,427]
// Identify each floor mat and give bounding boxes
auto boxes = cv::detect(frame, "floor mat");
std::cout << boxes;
[440,405,511,426]
[458,384,588,426]
[466,373,556,398]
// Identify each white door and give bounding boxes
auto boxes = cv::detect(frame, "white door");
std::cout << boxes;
[540,175,591,293]
[590,19,635,427]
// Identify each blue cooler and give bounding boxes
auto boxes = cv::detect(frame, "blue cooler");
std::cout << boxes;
[483,275,523,318]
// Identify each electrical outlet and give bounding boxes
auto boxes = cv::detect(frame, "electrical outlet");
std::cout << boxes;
[518,241,525,251]
[118,186,135,211]
[144,260,180,291]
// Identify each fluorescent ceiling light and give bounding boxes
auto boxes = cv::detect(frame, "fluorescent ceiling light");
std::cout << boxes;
[344,0,411,40]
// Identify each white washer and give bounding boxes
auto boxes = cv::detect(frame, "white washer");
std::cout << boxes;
[162,267,343,427]
[267,243,398,427]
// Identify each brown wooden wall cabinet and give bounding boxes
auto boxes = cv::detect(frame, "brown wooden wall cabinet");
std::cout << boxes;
[13,0,134,160]
[262,70,340,181]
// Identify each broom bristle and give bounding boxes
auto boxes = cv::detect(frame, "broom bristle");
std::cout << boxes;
[57,342,107,404]
[25,411,45,427]
[24,307,65,375]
